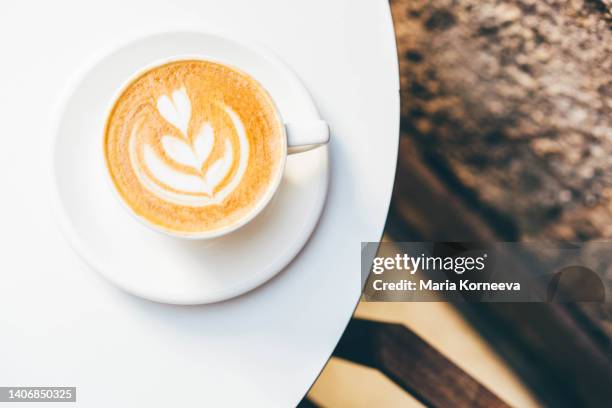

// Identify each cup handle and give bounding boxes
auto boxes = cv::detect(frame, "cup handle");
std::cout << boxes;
[285,120,330,154]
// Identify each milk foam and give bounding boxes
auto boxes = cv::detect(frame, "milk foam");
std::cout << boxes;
[129,87,250,206]
[156,87,191,136]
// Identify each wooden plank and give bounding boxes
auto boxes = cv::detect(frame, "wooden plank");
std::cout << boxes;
[333,318,511,408]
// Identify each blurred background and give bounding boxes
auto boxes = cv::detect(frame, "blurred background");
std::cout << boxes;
[304,0,612,406]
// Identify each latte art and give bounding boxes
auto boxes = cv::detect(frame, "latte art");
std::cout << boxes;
[130,87,250,206]
[104,60,285,234]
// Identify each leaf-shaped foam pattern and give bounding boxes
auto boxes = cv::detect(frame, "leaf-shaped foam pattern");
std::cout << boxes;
[156,87,191,136]
[206,139,234,189]
[193,123,215,168]
[143,145,212,195]
[161,136,198,168]
[134,87,247,205]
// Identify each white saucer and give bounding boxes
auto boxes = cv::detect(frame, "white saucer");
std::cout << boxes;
[49,31,329,305]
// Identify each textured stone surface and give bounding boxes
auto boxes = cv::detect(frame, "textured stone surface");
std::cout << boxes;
[393,0,612,242]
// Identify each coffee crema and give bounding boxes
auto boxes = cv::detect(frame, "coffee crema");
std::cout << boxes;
[104,59,285,234]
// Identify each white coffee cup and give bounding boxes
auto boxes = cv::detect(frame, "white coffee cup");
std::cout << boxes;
[103,56,329,240]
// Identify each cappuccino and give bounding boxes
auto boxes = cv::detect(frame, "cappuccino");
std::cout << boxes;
[104,59,285,235]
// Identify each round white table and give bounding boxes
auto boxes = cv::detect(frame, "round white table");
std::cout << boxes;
[0,1,399,406]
